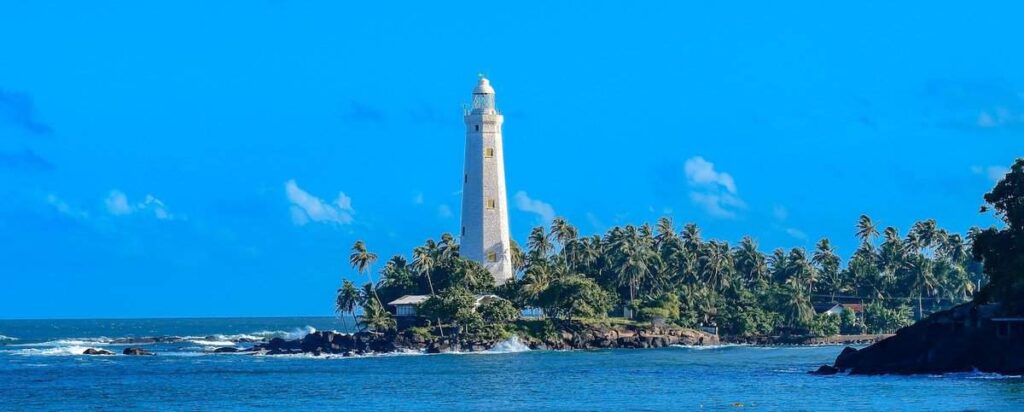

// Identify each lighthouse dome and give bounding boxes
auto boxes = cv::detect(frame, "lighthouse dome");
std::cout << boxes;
[473,77,495,95]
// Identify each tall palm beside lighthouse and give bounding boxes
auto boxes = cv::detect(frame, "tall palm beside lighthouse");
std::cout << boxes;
[460,77,513,285]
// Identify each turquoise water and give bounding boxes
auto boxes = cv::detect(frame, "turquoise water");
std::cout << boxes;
[2,318,1024,410]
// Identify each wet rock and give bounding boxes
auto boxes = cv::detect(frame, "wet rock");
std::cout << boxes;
[82,348,114,355]
[811,365,839,375]
[213,347,239,353]
[122,347,155,356]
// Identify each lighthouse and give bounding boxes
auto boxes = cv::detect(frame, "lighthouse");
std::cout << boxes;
[460,77,513,285]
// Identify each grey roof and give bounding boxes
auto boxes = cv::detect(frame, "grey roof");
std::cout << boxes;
[388,295,431,306]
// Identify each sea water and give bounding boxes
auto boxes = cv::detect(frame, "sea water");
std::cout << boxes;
[2,318,1023,410]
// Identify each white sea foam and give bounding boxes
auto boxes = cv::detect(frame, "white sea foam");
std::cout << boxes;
[188,339,236,347]
[235,326,317,341]
[484,336,531,353]
[0,334,17,342]
[670,343,746,350]
[12,345,96,356]
[12,338,114,348]
[933,370,1023,380]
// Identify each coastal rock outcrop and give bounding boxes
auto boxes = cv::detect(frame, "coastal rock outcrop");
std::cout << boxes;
[82,348,114,355]
[825,303,1024,375]
[122,347,156,356]
[252,322,719,357]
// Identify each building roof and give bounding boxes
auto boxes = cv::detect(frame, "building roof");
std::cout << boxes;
[388,295,431,306]
[813,303,864,314]
[473,77,495,95]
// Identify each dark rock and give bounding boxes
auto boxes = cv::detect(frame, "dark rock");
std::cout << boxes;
[811,365,839,375]
[833,347,859,370]
[213,347,239,353]
[122,347,155,356]
[830,302,1024,375]
[82,348,114,355]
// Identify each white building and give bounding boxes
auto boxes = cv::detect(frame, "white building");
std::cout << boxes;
[460,77,513,285]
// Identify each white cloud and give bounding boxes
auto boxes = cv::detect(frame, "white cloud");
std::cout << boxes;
[104,190,176,220]
[47,194,88,219]
[685,156,744,219]
[437,204,452,218]
[977,107,1024,128]
[685,156,737,194]
[972,165,1010,182]
[514,191,555,224]
[284,179,354,226]
[689,192,743,219]
[785,227,808,240]
[105,190,132,216]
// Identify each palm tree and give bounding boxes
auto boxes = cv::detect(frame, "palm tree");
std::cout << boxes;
[907,253,937,319]
[527,226,553,260]
[700,241,733,292]
[812,238,842,301]
[360,298,396,333]
[785,248,817,295]
[655,216,677,246]
[908,219,941,252]
[769,248,788,284]
[336,279,362,331]
[856,214,880,246]
[412,240,445,337]
[733,236,767,288]
[412,243,437,296]
[349,240,381,303]
[509,240,527,274]
[549,217,578,268]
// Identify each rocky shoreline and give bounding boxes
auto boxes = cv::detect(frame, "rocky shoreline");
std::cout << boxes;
[813,303,1024,375]
[250,322,720,356]
[75,324,901,357]
[724,334,890,346]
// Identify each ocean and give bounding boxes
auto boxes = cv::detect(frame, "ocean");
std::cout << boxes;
[1,317,1022,410]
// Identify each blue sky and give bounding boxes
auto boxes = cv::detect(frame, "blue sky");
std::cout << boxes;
[1,1,1020,319]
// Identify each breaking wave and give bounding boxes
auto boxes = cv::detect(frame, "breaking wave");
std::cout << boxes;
[485,336,531,353]
[0,334,17,343]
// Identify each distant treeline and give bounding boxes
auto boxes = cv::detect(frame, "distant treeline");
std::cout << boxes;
[338,158,1023,340]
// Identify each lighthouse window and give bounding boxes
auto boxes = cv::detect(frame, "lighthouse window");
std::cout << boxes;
[461,226,466,236]
[486,198,496,209]
[486,251,497,262]
[464,174,468,183]
[484,147,494,158]
[475,125,480,132]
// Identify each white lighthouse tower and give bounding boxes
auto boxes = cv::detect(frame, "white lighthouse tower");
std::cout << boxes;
[460,77,513,285]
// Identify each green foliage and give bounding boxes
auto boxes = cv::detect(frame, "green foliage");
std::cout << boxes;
[637,293,681,322]
[839,307,864,335]
[808,314,841,337]
[863,301,913,334]
[479,298,520,323]
[359,298,396,333]
[404,326,433,340]
[718,290,780,337]
[418,287,477,326]
[973,158,1024,312]
[538,275,614,321]
[512,319,559,341]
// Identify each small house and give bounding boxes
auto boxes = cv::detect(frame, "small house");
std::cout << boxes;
[387,294,503,318]
[388,295,431,317]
